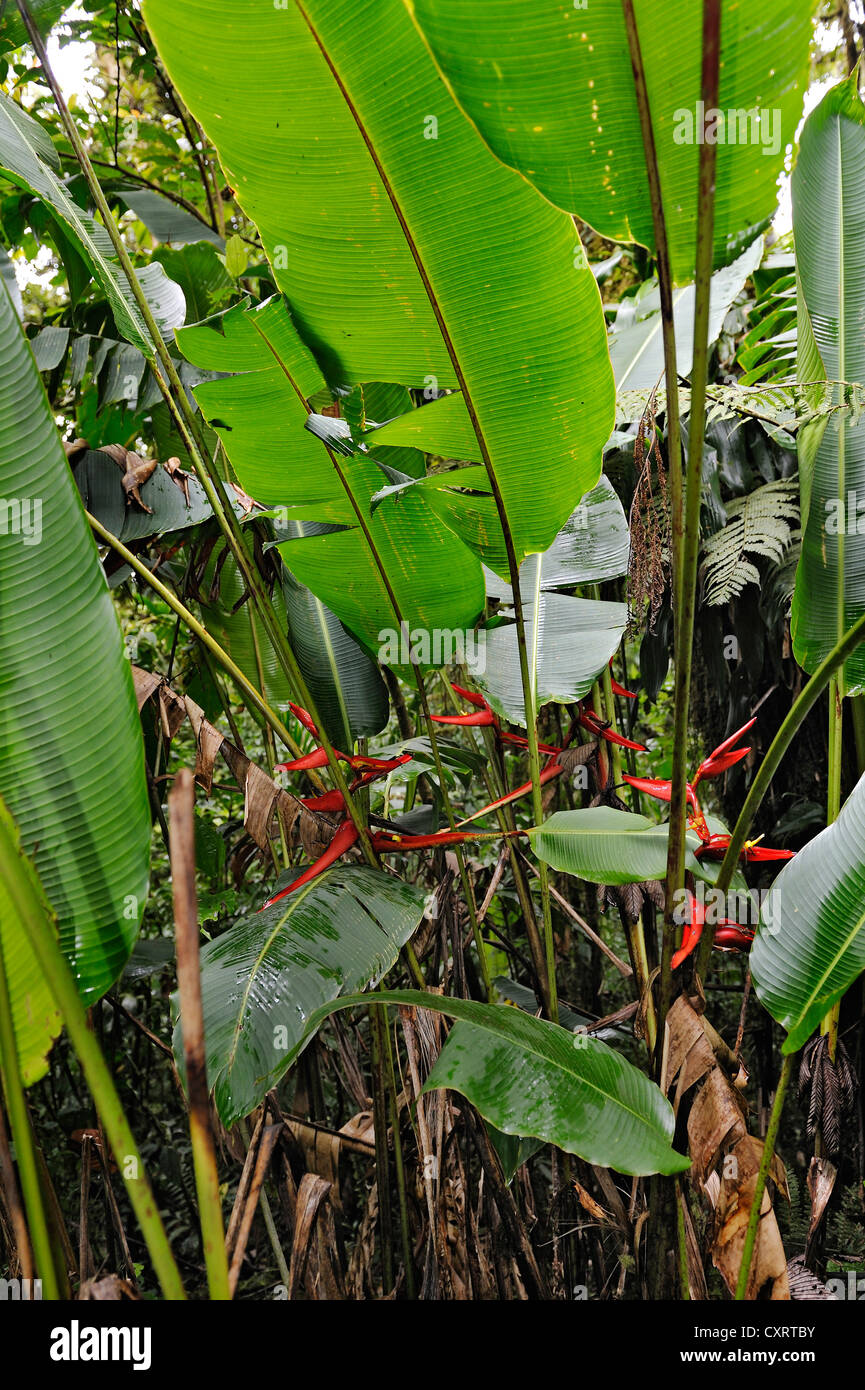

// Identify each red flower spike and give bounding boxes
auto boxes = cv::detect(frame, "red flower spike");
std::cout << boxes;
[260,820,359,908]
[349,752,414,772]
[694,745,750,784]
[706,717,757,763]
[713,925,755,951]
[671,893,706,970]
[499,729,563,756]
[741,844,794,863]
[607,662,637,699]
[457,762,563,826]
[622,775,699,811]
[430,710,496,727]
[288,702,319,737]
[301,790,346,814]
[449,683,489,710]
[349,754,414,791]
[275,746,332,773]
[671,892,753,968]
[578,709,647,751]
[370,829,482,852]
[693,833,794,863]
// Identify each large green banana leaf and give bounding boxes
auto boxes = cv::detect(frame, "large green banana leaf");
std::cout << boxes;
[0,94,184,350]
[609,238,763,390]
[0,277,150,1080]
[281,561,389,748]
[466,594,627,728]
[363,393,478,462]
[143,0,615,569]
[790,77,865,696]
[182,865,426,1125]
[484,476,630,600]
[342,382,424,482]
[0,245,22,317]
[196,541,295,712]
[301,989,690,1176]
[177,301,485,662]
[196,535,389,747]
[529,808,706,886]
[0,0,64,53]
[0,796,60,1085]
[751,771,865,1054]
[409,0,813,284]
[425,1020,687,1177]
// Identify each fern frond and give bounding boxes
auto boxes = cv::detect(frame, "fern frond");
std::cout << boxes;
[615,380,865,435]
[700,478,799,606]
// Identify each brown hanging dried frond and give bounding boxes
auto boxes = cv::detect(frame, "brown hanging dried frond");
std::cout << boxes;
[627,389,671,635]
[132,665,338,856]
[797,1034,858,1156]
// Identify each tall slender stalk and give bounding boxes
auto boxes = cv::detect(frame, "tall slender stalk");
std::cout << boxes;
[169,770,231,1300]
[656,0,722,1046]
[0,935,59,1297]
[822,679,844,1061]
[380,1014,416,1299]
[0,795,186,1299]
[620,0,685,618]
[0,1096,34,1281]
[368,1004,394,1294]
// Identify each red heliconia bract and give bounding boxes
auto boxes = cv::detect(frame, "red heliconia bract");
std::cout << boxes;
[622,775,699,811]
[260,820,360,908]
[449,683,488,709]
[431,710,496,727]
[578,709,647,751]
[288,701,319,737]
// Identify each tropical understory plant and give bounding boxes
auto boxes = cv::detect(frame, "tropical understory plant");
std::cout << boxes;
[1,0,865,1307]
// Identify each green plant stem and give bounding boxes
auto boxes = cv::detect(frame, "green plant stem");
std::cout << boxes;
[696,605,865,977]
[599,663,624,788]
[828,676,844,824]
[819,678,845,1066]
[657,0,722,1054]
[675,1179,690,1300]
[86,514,304,755]
[734,1052,794,1300]
[0,796,186,1299]
[380,1014,416,1299]
[309,445,488,994]
[620,0,684,621]
[0,935,59,1297]
[368,1004,394,1294]
[169,770,231,1300]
